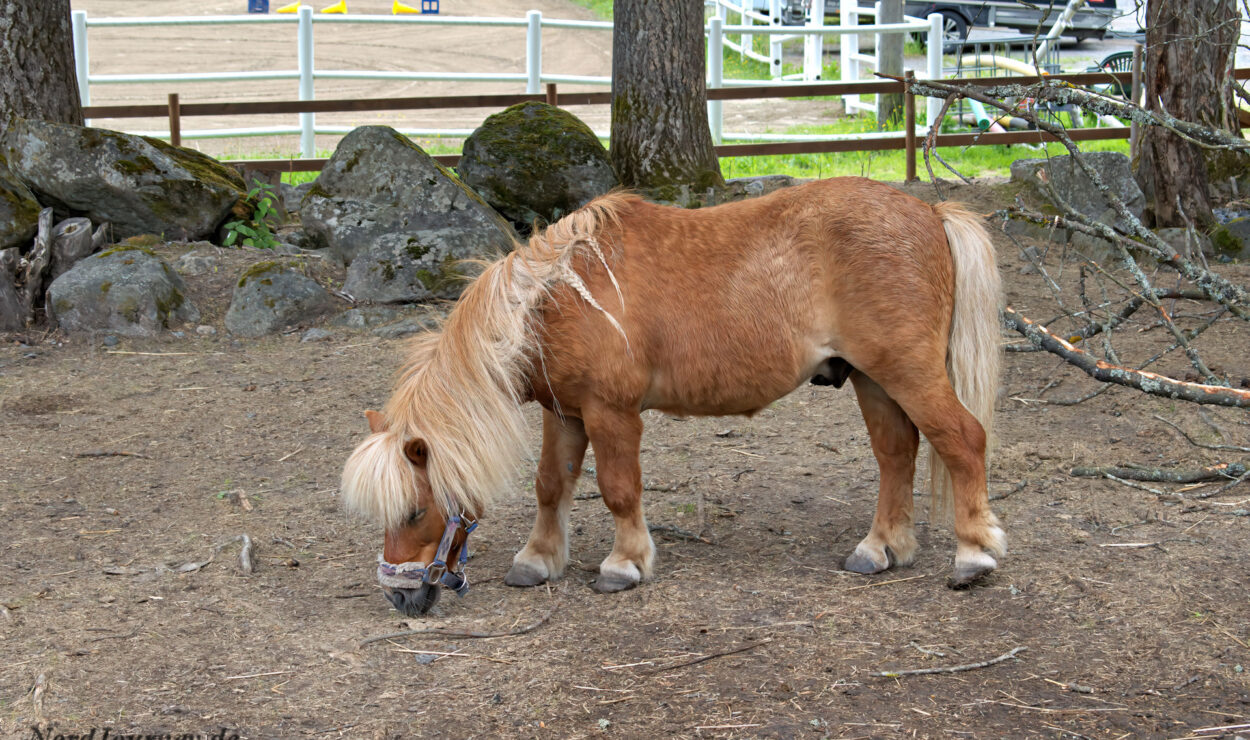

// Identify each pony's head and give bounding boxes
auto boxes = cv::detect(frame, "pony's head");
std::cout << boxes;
[341,410,475,616]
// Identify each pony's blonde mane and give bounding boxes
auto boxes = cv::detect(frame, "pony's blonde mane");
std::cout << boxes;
[340,193,635,530]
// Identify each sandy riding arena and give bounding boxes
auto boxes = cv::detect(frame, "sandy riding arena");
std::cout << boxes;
[69,0,614,159]
[3,178,1249,738]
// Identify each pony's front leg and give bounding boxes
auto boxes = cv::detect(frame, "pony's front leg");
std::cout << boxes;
[505,409,588,587]
[583,407,654,593]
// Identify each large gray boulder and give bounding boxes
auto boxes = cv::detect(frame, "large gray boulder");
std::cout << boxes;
[225,261,337,337]
[343,229,484,303]
[46,246,200,336]
[0,155,41,252]
[2,119,245,241]
[1010,151,1145,232]
[300,126,517,289]
[457,102,618,231]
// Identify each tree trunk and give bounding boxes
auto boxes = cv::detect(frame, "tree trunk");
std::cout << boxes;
[1136,0,1243,228]
[610,0,723,194]
[876,0,904,129]
[0,0,83,141]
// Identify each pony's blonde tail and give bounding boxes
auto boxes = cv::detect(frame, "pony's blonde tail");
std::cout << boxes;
[929,203,1002,516]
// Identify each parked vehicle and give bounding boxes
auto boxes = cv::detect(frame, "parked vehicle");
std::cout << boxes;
[743,1,1118,41]
[903,1,1119,43]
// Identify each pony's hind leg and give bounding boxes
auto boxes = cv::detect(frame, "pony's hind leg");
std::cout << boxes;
[582,406,655,593]
[505,409,588,587]
[894,378,1005,586]
[844,371,921,575]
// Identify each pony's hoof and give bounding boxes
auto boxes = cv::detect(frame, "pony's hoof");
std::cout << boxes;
[948,549,997,588]
[843,544,891,575]
[591,572,639,593]
[504,562,549,588]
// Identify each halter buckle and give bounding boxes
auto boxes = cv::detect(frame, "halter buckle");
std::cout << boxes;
[424,560,447,584]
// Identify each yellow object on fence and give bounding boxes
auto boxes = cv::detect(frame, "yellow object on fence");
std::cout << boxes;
[321,0,347,13]
[958,54,1047,77]
[276,1,302,11]
[393,0,419,13]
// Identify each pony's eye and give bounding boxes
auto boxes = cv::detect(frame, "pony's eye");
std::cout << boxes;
[405,507,427,525]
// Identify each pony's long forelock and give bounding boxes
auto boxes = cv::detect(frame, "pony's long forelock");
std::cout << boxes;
[340,194,633,528]
[340,432,419,530]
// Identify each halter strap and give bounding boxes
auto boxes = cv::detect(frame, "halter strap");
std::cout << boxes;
[376,511,477,596]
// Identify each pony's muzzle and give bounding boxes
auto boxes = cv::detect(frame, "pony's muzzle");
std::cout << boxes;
[383,583,441,616]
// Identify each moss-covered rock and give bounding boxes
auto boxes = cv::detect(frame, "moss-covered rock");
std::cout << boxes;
[457,102,618,233]
[300,125,517,280]
[1208,218,1250,260]
[1009,152,1145,233]
[1,118,244,241]
[225,262,337,337]
[343,230,477,303]
[0,154,41,252]
[45,248,200,337]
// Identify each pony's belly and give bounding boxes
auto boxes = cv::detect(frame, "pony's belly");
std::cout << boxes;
[642,367,805,417]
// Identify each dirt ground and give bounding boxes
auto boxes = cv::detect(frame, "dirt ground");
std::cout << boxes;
[2,177,1249,739]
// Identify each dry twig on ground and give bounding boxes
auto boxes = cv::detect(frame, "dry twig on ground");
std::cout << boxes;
[870,646,1028,678]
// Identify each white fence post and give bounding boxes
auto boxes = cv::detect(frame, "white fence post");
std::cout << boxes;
[926,12,942,130]
[708,16,724,145]
[526,10,542,94]
[741,0,752,60]
[72,10,90,112]
[804,0,825,80]
[840,0,858,112]
[768,0,783,79]
[298,5,314,158]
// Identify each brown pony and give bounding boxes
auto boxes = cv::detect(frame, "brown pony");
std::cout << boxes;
[341,177,1004,616]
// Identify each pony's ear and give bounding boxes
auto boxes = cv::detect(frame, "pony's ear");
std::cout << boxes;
[364,410,387,434]
[403,438,428,468]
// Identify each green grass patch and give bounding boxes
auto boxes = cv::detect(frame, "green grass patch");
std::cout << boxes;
[219,138,463,186]
[720,116,1131,181]
[575,0,612,20]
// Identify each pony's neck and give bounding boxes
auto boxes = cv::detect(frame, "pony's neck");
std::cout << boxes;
[378,195,632,519]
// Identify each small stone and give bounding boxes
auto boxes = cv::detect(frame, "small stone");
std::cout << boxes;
[102,335,119,347]
[196,324,217,336]
[301,327,332,343]
[372,318,429,339]
[170,331,185,339]
[414,654,437,665]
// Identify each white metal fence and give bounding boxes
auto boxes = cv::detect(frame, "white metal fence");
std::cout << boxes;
[71,3,944,156]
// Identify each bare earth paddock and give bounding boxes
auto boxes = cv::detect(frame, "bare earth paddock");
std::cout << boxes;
[2,179,1249,738]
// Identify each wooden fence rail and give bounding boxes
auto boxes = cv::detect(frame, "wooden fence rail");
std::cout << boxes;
[82,68,1240,180]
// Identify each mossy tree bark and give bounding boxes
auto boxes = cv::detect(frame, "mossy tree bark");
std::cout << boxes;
[1136,0,1245,228]
[0,0,83,142]
[610,0,723,193]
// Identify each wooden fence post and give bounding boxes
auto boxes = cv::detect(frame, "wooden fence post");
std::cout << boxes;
[546,83,557,106]
[904,71,916,182]
[168,93,181,147]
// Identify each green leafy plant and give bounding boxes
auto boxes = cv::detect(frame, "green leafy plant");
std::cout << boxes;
[224,179,281,249]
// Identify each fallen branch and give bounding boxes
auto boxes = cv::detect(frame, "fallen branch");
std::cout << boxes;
[648,523,712,544]
[74,450,151,459]
[360,604,556,647]
[910,76,1250,321]
[870,646,1027,678]
[647,639,769,674]
[1153,415,1250,453]
[1071,462,1247,483]
[1003,307,1250,407]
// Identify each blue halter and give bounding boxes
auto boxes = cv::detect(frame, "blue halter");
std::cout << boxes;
[376,512,477,596]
